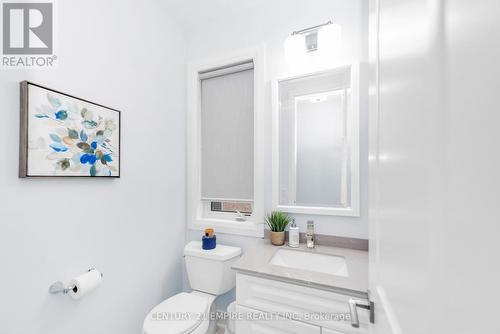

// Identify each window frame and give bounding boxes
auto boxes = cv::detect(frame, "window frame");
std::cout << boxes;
[187,48,265,237]
[272,64,361,217]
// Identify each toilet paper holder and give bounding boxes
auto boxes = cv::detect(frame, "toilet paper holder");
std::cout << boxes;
[48,268,103,295]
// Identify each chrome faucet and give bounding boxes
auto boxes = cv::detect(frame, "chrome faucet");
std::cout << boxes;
[306,220,315,248]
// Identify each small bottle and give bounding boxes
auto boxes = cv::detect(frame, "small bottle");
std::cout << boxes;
[288,219,300,248]
[202,228,216,250]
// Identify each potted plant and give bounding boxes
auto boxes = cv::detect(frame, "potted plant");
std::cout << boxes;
[265,211,291,246]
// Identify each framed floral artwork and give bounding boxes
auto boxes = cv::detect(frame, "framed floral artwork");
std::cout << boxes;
[19,81,121,177]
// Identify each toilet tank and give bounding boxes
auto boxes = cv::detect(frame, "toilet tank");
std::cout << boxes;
[184,241,242,295]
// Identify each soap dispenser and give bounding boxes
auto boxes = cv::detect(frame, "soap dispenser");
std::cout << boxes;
[288,218,300,248]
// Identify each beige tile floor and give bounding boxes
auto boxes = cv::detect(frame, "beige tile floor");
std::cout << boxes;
[216,320,229,334]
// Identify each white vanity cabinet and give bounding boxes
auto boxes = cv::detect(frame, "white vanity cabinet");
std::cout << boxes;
[235,304,321,334]
[235,273,369,334]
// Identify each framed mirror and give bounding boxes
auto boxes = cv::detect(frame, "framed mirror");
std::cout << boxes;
[272,65,359,216]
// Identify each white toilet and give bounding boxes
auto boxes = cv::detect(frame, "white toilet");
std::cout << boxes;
[142,241,242,334]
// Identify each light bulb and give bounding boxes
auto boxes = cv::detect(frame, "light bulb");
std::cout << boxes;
[309,94,328,103]
[284,33,306,67]
[318,23,342,58]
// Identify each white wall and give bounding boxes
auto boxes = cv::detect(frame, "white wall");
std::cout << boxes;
[182,0,368,309]
[369,0,500,333]
[0,1,186,333]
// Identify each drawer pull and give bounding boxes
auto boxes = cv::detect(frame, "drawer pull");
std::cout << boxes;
[348,297,374,328]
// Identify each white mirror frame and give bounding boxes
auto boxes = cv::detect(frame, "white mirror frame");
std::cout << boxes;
[272,64,360,217]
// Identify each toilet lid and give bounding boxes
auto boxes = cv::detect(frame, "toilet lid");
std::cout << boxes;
[143,292,209,334]
[184,241,242,261]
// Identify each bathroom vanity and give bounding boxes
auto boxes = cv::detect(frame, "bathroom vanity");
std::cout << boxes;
[231,240,369,334]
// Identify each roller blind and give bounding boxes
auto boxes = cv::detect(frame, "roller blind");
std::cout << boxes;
[200,61,254,201]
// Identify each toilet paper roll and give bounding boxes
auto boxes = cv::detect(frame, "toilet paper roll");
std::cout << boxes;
[68,269,103,300]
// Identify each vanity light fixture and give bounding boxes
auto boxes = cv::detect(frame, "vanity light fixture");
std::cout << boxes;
[284,20,342,67]
[318,21,342,55]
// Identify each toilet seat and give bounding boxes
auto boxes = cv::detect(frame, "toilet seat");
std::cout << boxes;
[143,292,210,334]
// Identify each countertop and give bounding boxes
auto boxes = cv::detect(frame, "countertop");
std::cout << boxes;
[231,239,369,298]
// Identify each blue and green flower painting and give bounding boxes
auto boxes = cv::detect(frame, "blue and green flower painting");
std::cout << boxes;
[27,85,120,177]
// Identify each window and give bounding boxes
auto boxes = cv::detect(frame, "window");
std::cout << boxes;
[200,61,254,216]
[210,201,252,215]
[187,50,264,237]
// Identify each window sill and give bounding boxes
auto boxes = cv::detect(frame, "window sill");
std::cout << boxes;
[188,217,264,238]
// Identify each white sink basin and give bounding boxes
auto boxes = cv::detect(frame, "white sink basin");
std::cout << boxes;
[269,249,349,277]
